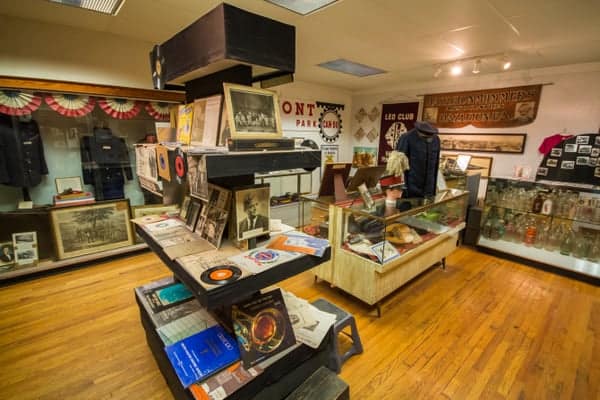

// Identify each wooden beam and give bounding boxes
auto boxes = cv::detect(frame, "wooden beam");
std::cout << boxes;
[0,76,185,103]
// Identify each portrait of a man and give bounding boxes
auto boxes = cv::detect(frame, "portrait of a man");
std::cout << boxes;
[513,101,535,123]
[235,186,270,240]
[0,242,15,267]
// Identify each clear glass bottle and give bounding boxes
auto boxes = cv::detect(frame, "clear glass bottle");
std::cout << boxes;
[559,226,575,256]
[523,216,537,247]
[532,191,544,213]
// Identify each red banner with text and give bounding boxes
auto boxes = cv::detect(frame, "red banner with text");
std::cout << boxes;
[378,102,419,165]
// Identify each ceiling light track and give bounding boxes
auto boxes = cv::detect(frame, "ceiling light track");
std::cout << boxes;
[432,52,511,78]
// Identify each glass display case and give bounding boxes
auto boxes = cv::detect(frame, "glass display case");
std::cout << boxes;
[478,177,600,278]
[301,189,469,314]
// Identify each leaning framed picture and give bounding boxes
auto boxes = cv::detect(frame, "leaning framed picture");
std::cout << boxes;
[438,133,526,154]
[223,83,283,139]
[55,176,83,194]
[50,200,134,260]
[233,184,270,241]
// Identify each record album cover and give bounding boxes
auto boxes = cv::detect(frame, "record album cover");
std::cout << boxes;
[231,288,296,368]
[143,281,193,313]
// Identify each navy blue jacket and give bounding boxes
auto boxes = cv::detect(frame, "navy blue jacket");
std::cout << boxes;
[396,128,440,198]
[0,115,48,188]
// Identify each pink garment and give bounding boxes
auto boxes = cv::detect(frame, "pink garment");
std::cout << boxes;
[538,133,573,155]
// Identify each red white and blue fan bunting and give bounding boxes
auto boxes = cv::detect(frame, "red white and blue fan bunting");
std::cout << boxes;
[98,97,142,119]
[145,101,170,120]
[0,90,42,116]
[45,93,95,117]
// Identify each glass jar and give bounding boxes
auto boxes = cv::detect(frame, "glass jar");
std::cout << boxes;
[559,227,575,256]
[523,216,537,247]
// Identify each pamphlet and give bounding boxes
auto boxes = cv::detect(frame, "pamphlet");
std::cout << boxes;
[267,232,329,257]
[165,324,240,388]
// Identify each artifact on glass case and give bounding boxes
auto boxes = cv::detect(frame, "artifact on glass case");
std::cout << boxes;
[50,200,134,260]
[12,231,38,266]
[0,242,15,270]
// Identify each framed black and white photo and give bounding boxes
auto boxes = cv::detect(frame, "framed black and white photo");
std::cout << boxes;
[578,145,592,154]
[564,144,578,153]
[233,184,270,241]
[438,133,526,154]
[576,135,589,145]
[223,83,283,139]
[186,200,202,231]
[199,206,229,248]
[187,155,208,201]
[550,148,562,157]
[537,167,548,176]
[55,176,83,194]
[546,159,558,167]
[576,156,590,166]
[590,158,598,167]
[0,241,15,269]
[591,148,600,157]
[595,167,600,177]
[50,200,133,260]
[561,160,575,169]
[12,232,38,266]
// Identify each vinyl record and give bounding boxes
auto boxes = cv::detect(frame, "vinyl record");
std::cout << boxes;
[150,44,166,90]
[174,147,187,183]
[201,265,242,285]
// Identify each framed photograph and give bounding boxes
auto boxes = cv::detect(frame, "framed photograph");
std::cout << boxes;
[579,145,592,154]
[186,200,202,231]
[50,200,134,260]
[179,196,191,221]
[590,158,598,167]
[12,232,38,266]
[199,206,229,248]
[564,143,578,153]
[187,155,208,201]
[233,184,270,241]
[438,133,526,154]
[592,148,600,157]
[0,241,15,269]
[223,83,283,139]
[561,160,575,169]
[537,167,548,176]
[550,148,563,157]
[352,146,378,167]
[576,156,590,166]
[576,135,590,145]
[55,176,83,194]
[546,158,558,167]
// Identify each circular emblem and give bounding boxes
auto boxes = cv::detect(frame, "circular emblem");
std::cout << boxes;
[249,249,279,263]
[319,108,342,143]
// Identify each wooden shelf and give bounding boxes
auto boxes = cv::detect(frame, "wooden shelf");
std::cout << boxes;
[0,243,148,280]
[204,149,321,179]
[136,226,330,310]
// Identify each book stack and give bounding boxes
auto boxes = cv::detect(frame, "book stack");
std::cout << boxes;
[53,191,95,207]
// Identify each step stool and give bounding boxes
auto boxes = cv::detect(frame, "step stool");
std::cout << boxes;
[311,298,363,373]
[285,366,349,400]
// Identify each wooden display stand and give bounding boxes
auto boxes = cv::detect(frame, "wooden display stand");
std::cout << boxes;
[310,198,466,317]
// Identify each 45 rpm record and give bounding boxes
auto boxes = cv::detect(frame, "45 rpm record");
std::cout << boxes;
[201,265,242,285]
[174,147,187,183]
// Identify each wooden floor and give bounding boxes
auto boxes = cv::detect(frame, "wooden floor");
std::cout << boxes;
[0,246,598,400]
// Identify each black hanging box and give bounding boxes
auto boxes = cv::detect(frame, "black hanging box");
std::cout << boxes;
[154,3,296,87]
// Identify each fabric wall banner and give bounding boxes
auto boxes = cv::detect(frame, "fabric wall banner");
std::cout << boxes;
[423,84,542,128]
[280,98,320,132]
[378,102,419,165]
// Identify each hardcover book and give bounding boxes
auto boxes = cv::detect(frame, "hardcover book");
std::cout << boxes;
[165,324,240,388]
[231,288,296,369]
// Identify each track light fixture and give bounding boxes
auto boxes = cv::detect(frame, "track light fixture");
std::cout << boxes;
[432,52,513,78]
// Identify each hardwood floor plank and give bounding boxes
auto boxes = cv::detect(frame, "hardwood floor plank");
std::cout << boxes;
[0,247,598,400]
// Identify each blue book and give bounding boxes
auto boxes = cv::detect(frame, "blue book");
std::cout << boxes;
[165,325,240,388]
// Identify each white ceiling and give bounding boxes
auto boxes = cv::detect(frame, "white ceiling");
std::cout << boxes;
[1,0,599,92]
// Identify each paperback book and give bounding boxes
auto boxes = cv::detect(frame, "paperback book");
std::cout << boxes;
[231,288,296,368]
[165,324,240,388]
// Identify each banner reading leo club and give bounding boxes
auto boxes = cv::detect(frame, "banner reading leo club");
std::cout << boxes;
[422,84,542,128]
[378,102,419,165]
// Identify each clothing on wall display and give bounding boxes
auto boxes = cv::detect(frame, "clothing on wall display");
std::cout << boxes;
[396,121,440,198]
[538,133,573,155]
[80,127,133,201]
[0,114,48,188]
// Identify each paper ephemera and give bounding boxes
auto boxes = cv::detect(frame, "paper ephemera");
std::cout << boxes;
[227,247,303,275]
[282,290,335,349]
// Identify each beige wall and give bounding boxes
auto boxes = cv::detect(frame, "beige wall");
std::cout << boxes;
[0,15,153,88]
[351,62,600,179]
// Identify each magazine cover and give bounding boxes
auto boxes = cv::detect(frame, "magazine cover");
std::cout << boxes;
[165,324,240,388]
[231,288,296,368]
[189,361,263,400]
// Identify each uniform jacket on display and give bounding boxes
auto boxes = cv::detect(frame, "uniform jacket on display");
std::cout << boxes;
[80,127,133,201]
[0,114,48,188]
[396,121,440,198]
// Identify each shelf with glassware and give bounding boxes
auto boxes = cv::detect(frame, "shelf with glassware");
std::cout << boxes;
[255,168,313,228]
[301,189,469,313]
[477,177,600,278]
